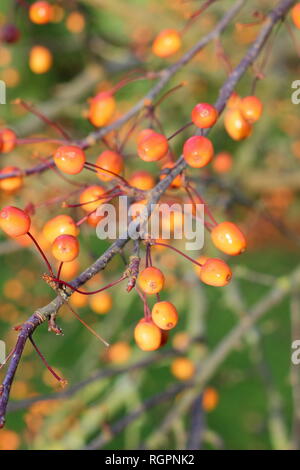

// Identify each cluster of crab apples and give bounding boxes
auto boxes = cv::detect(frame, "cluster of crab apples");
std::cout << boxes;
[0,90,255,353]
[0,2,264,353]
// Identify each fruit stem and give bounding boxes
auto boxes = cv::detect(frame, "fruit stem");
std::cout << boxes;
[154,82,187,109]
[65,187,121,210]
[135,286,151,320]
[57,262,64,281]
[181,0,218,35]
[84,161,129,186]
[27,231,54,276]
[64,303,109,347]
[29,335,67,387]
[186,183,218,227]
[109,71,158,96]
[152,241,204,268]
[14,99,70,140]
[167,121,193,141]
[51,275,127,295]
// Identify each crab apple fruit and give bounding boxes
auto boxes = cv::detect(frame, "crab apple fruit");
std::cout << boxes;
[171,357,195,381]
[106,341,131,364]
[191,103,218,129]
[212,152,233,173]
[183,135,214,168]
[0,206,31,237]
[66,11,86,34]
[89,291,112,314]
[152,29,181,58]
[0,24,20,44]
[0,128,17,153]
[0,430,20,450]
[202,387,219,412]
[224,109,252,141]
[88,92,116,127]
[0,167,23,192]
[160,162,182,188]
[87,211,104,227]
[29,45,53,74]
[292,3,300,29]
[227,92,242,110]
[137,130,168,162]
[79,185,107,212]
[51,234,79,262]
[43,215,79,244]
[96,150,124,182]
[54,145,86,175]
[211,221,246,256]
[70,290,88,309]
[199,258,232,287]
[137,128,155,145]
[59,259,80,280]
[240,96,263,123]
[138,266,165,295]
[193,255,209,279]
[134,318,162,351]
[151,301,178,330]
[29,1,53,25]
[129,170,155,190]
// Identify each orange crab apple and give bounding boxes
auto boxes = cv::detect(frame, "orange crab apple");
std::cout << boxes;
[199,258,232,287]
[152,29,181,58]
[88,92,116,127]
[54,146,86,175]
[0,167,23,192]
[224,109,252,141]
[43,215,79,244]
[0,206,31,237]
[52,234,79,262]
[211,221,246,256]
[191,103,218,129]
[137,130,168,162]
[183,135,214,168]
[138,267,165,295]
[96,150,124,182]
[29,2,53,25]
[0,128,17,153]
[151,301,178,330]
[240,96,263,123]
[134,318,162,351]
[79,185,107,212]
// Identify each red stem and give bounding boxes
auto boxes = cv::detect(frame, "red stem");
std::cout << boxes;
[84,161,129,186]
[15,100,71,140]
[167,121,193,141]
[152,241,204,268]
[57,262,64,281]
[53,275,127,295]
[27,232,54,276]
[64,303,109,347]
[135,286,151,320]
[186,183,218,227]
[29,336,67,386]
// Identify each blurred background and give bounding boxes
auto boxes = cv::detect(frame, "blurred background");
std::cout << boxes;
[0,0,300,450]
